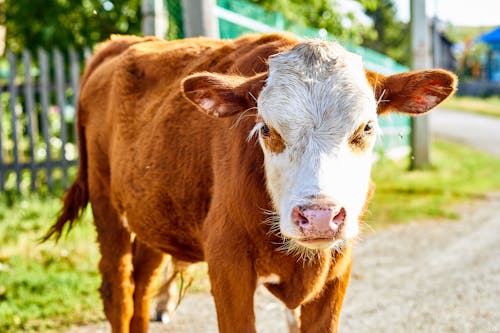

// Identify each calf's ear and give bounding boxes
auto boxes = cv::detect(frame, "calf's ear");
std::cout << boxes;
[182,72,266,118]
[366,69,457,115]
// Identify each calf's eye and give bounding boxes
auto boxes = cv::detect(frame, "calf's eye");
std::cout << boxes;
[260,123,271,137]
[364,121,375,134]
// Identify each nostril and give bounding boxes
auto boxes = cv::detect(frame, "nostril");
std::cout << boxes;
[297,217,309,228]
[292,206,310,228]
[332,207,346,226]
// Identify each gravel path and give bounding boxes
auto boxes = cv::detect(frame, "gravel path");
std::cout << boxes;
[67,193,500,333]
[341,193,500,333]
[431,108,500,156]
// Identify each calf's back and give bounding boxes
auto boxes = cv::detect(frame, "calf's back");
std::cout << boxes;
[80,34,299,262]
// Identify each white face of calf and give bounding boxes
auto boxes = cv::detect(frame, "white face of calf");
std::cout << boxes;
[182,37,457,258]
[255,42,377,252]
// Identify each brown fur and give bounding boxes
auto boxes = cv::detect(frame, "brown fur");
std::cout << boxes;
[45,33,456,333]
[262,125,286,153]
[365,69,457,115]
[348,123,376,153]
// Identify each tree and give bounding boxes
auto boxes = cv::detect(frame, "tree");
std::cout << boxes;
[2,0,409,66]
[251,0,373,44]
[1,0,142,52]
[357,0,410,66]
[252,0,409,65]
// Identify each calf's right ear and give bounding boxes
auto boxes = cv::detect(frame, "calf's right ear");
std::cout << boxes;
[366,69,458,115]
[182,72,267,118]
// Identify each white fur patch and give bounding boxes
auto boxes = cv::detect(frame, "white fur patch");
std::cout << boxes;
[200,98,215,113]
[256,40,377,251]
[257,273,281,285]
[120,213,130,231]
[286,308,300,333]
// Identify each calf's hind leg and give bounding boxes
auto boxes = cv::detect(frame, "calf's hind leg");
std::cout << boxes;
[153,256,192,324]
[129,239,167,332]
[90,188,134,333]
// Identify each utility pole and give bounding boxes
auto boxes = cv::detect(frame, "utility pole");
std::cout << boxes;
[410,0,432,169]
[142,0,167,37]
[181,0,219,38]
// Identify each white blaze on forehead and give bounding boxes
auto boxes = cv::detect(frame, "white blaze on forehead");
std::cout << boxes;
[258,40,377,145]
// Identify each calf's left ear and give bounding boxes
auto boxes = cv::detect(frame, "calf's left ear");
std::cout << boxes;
[182,72,266,118]
[366,69,457,115]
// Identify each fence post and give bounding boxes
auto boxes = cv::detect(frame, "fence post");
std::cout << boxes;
[181,0,219,38]
[142,0,168,37]
[69,48,80,143]
[22,50,37,191]
[7,50,21,193]
[0,47,83,195]
[410,0,431,169]
[53,49,69,187]
[38,48,53,191]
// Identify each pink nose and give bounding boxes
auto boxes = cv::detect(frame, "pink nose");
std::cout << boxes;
[291,204,346,234]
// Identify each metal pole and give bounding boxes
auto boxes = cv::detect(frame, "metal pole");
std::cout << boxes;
[432,17,440,68]
[410,0,431,169]
[181,0,219,38]
[142,0,167,38]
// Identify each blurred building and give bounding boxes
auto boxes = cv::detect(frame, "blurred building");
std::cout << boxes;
[432,18,456,71]
[478,26,500,82]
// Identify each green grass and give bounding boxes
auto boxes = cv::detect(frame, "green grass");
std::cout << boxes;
[441,95,500,118]
[2,139,500,332]
[0,197,103,333]
[368,140,500,226]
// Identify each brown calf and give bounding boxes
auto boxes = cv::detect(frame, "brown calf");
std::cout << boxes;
[45,33,456,333]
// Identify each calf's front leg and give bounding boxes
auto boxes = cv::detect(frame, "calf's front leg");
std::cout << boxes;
[299,262,352,333]
[206,241,258,333]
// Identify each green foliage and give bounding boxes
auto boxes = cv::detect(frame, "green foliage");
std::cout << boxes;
[250,0,373,44]
[251,0,341,29]
[2,0,410,65]
[166,0,184,40]
[2,0,142,52]
[358,0,410,66]
[250,0,408,64]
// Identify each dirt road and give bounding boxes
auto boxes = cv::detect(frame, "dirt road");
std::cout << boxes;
[431,108,500,156]
[67,193,500,333]
[341,193,500,333]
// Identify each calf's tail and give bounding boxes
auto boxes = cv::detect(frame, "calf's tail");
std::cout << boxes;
[42,114,89,242]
